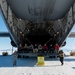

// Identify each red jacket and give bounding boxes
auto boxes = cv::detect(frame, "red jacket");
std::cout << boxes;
[54,45,59,50]
[42,45,48,50]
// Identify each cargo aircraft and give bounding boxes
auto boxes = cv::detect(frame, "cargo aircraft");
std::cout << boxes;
[0,0,75,49]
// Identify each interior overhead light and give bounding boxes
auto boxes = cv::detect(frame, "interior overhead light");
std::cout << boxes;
[57,32,59,34]
[19,19,21,20]
[20,31,22,34]
[58,19,60,21]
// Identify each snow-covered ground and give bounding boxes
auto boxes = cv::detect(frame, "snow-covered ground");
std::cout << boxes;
[0,55,75,75]
[0,50,71,55]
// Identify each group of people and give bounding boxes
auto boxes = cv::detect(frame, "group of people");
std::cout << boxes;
[13,49,64,66]
[18,43,48,53]
[12,43,64,66]
[13,43,64,66]
[18,43,60,54]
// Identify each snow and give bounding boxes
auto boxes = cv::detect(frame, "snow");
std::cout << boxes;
[0,55,75,75]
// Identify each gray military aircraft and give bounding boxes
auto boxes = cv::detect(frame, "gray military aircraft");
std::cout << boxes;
[0,0,75,48]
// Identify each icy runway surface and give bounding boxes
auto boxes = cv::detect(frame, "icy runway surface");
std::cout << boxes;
[0,55,75,75]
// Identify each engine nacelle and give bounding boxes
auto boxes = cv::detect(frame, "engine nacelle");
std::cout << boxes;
[11,41,17,47]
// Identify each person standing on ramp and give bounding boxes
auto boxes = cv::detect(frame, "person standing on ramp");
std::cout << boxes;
[59,50,64,65]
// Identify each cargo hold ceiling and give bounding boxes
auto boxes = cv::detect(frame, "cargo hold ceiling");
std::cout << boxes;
[7,0,75,21]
